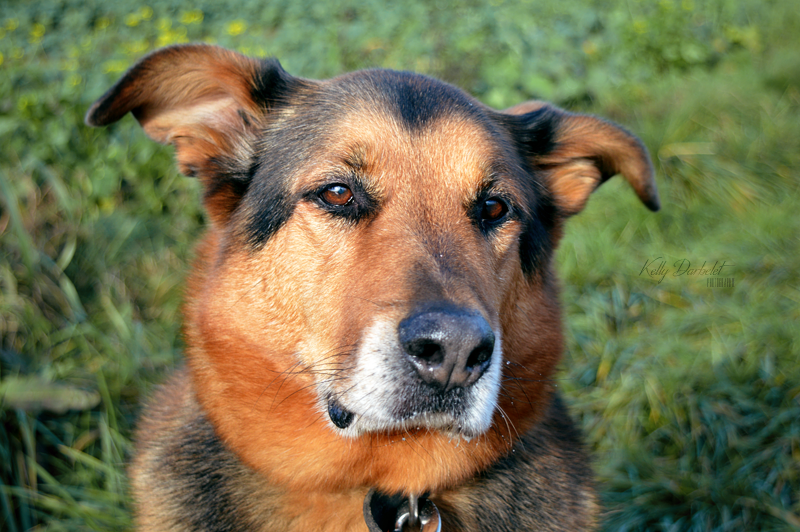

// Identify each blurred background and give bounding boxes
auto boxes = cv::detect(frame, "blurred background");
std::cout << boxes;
[1,0,798,530]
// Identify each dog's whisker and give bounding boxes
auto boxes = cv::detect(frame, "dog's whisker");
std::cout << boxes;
[494,405,520,444]
[503,366,539,411]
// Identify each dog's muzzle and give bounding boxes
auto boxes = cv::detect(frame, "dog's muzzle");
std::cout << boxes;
[323,303,502,438]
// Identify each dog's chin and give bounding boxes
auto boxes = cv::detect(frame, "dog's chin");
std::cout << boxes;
[325,398,493,441]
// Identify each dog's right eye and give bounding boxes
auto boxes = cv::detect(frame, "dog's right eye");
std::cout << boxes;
[310,179,378,222]
[320,184,354,207]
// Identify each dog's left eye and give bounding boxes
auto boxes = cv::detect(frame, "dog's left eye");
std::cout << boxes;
[320,184,354,206]
[480,197,509,225]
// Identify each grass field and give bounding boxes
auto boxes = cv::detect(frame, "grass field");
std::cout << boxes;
[1,0,798,530]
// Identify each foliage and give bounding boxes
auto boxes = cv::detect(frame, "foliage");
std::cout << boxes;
[1,0,798,530]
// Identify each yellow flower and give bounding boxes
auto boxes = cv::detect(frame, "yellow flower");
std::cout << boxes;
[68,73,82,87]
[124,40,148,54]
[29,22,45,43]
[125,14,141,27]
[0,52,3,66]
[18,95,33,112]
[98,197,116,213]
[156,27,188,47]
[140,6,153,20]
[104,60,129,74]
[724,25,761,52]
[226,20,246,36]
[96,17,111,30]
[156,34,171,47]
[130,39,147,55]
[181,10,204,25]
[5,18,18,31]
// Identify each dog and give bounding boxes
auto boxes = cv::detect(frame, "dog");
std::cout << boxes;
[86,43,659,531]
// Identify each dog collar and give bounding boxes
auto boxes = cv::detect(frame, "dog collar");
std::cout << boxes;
[363,489,442,532]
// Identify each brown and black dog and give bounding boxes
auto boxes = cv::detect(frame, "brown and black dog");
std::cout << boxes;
[86,44,659,531]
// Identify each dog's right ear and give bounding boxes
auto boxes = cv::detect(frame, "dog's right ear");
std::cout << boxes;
[85,44,306,222]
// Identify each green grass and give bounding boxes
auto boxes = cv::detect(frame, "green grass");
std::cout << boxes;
[1,0,798,530]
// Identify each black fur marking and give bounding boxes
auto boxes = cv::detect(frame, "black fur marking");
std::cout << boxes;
[391,74,481,130]
[519,197,556,277]
[505,106,560,158]
[203,155,255,201]
[134,372,280,530]
[224,59,312,244]
[250,58,306,111]
[241,112,322,246]
[335,70,486,131]
[162,418,253,531]
[500,109,562,277]
[243,181,298,247]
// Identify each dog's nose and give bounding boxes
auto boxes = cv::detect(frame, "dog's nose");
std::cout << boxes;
[399,307,495,391]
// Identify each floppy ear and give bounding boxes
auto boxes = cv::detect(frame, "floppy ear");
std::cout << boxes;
[85,44,306,222]
[504,101,659,216]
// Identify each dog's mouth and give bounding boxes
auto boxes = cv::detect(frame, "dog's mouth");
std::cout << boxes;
[325,391,487,440]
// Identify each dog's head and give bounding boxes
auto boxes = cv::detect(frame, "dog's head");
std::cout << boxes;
[87,44,658,494]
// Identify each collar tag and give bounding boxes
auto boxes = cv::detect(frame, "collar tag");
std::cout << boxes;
[363,489,442,532]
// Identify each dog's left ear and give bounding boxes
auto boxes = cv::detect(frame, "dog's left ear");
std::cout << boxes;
[504,101,660,216]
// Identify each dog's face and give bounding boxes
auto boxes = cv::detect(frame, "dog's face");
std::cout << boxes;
[87,44,658,494]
